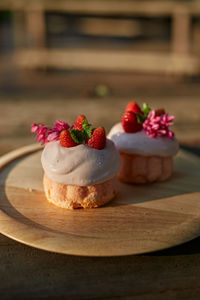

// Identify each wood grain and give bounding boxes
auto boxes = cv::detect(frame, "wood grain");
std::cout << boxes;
[0,145,200,256]
[14,49,199,75]
[2,0,200,16]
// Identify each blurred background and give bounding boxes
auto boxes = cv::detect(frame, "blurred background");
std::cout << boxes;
[0,0,200,155]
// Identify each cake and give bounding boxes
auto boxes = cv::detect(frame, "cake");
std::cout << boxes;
[31,116,120,209]
[108,101,179,183]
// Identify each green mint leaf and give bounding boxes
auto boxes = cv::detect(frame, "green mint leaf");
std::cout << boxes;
[136,113,145,124]
[82,119,92,139]
[85,126,92,138]
[70,129,85,144]
[142,103,151,117]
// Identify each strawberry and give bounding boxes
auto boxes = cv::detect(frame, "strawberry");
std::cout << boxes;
[155,108,165,116]
[73,115,86,131]
[125,101,143,114]
[60,130,78,147]
[122,111,142,133]
[86,127,106,150]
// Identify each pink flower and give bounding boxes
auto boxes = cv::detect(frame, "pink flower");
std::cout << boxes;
[31,120,70,145]
[53,120,69,132]
[46,131,60,142]
[31,123,40,133]
[31,123,48,145]
[46,120,69,142]
[143,110,175,139]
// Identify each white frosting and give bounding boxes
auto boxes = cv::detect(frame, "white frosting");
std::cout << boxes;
[107,123,179,157]
[41,139,120,186]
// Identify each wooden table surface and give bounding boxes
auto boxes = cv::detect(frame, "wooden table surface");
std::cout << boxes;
[0,96,200,299]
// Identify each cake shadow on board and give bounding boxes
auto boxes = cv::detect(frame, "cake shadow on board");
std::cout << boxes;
[0,157,65,236]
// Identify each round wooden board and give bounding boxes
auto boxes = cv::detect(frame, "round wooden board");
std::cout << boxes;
[0,144,200,257]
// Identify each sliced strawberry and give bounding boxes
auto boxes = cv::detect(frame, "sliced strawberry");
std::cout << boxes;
[122,111,142,133]
[60,130,78,147]
[86,127,106,150]
[125,101,143,114]
[73,115,86,131]
[155,108,165,116]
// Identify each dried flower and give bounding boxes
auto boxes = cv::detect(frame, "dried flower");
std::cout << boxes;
[31,123,48,145]
[143,110,175,139]
[53,120,70,132]
[31,120,70,145]
[46,120,69,142]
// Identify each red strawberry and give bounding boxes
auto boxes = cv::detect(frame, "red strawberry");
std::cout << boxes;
[60,130,78,147]
[155,108,165,116]
[73,115,86,131]
[125,101,143,114]
[86,127,106,150]
[122,111,142,133]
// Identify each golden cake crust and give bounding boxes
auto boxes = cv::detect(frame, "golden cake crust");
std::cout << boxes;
[118,152,173,183]
[43,174,118,209]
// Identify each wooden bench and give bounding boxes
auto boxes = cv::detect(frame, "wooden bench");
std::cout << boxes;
[1,0,200,75]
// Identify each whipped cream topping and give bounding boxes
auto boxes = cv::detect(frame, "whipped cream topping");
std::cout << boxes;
[107,123,179,157]
[41,140,120,186]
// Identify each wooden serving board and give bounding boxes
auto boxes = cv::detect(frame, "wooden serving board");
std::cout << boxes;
[0,144,200,256]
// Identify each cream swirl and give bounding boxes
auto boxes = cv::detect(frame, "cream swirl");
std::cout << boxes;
[41,140,120,186]
[108,123,179,156]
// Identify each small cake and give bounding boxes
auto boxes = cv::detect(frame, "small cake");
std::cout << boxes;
[31,116,120,209]
[108,101,179,184]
